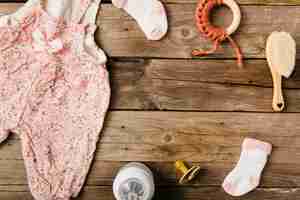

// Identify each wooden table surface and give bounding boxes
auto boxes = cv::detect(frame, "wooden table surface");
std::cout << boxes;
[1,0,300,199]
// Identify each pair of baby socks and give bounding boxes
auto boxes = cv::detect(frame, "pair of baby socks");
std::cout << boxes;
[222,138,272,196]
[111,0,168,40]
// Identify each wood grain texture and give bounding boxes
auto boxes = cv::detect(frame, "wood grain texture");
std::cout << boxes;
[1,111,300,187]
[1,4,300,58]
[138,59,300,88]
[1,159,300,188]
[109,59,300,112]
[98,4,300,59]
[0,111,299,162]
[0,186,300,200]
[0,2,299,200]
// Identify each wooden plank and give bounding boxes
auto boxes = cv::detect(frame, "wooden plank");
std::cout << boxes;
[144,59,300,88]
[112,72,279,112]
[0,3,21,13]
[1,4,300,58]
[2,0,300,5]
[0,185,300,200]
[96,111,300,163]
[3,112,300,162]
[2,112,300,187]
[109,59,300,112]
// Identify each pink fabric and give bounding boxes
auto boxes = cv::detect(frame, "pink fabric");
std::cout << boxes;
[243,138,272,155]
[223,182,236,195]
[0,1,110,200]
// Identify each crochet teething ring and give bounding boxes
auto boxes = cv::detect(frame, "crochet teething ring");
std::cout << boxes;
[193,0,243,67]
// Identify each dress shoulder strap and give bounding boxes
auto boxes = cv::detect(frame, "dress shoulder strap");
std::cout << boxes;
[70,0,102,25]
[81,0,102,25]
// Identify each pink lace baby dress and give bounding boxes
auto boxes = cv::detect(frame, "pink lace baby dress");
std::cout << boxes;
[0,0,110,199]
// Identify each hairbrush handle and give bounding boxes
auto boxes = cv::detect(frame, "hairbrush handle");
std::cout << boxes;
[271,68,284,112]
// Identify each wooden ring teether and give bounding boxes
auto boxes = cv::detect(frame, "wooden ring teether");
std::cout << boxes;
[223,0,241,35]
[192,0,243,67]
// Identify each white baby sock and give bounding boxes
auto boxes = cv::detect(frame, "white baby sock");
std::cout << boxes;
[112,0,168,40]
[222,138,272,196]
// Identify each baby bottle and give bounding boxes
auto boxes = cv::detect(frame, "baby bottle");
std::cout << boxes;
[113,162,155,200]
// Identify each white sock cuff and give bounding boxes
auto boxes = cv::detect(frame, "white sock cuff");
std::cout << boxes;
[242,138,272,155]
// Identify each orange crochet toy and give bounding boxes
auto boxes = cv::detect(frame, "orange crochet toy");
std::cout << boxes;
[192,0,243,67]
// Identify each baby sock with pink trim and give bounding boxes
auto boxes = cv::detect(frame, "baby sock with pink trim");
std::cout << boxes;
[112,0,168,40]
[222,138,272,196]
